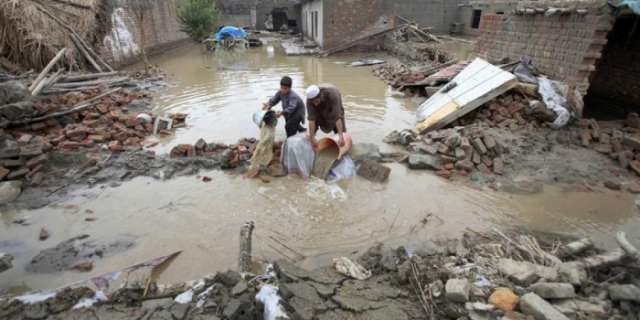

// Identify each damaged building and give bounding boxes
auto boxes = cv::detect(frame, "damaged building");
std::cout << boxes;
[474,0,640,120]
[215,0,302,31]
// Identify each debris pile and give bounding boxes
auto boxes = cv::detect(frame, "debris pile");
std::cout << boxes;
[373,60,463,95]
[3,229,639,320]
[569,114,640,178]
[385,124,509,179]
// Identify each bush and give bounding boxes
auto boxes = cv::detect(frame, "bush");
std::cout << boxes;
[177,0,219,41]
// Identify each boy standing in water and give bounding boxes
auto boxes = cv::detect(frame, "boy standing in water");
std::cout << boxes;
[263,76,306,137]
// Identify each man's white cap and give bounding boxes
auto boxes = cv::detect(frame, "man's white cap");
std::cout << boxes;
[306,85,320,100]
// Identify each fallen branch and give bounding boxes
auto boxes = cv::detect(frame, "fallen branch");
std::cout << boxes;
[50,0,92,10]
[29,48,67,92]
[14,87,122,125]
[42,86,100,94]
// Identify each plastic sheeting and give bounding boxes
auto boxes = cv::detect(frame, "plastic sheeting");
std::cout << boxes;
[281,135,356,181]
[610,0,640,15]
[281,135,315,179]
[256,285,289,320]
[537,77,571,128]
[215,26,248,42]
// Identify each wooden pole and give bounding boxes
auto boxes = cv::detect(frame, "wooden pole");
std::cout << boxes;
[70,33,103,72]
[238,221,255,273]
[29,48,67,92]
[60,72,120,83]
[51,76,130,89]
[31,69,63,96]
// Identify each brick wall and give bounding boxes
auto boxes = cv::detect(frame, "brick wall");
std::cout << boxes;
[101,0,190,67]
[322,0,384,49]
[474,11,613,93]
[589,15,640,106]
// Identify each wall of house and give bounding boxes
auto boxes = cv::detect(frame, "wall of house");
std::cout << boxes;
[256,0,301,31]
[101,0,190,67]
[216,0,256,27]
[320,0,384,49]
[302,0,324,46]
[382,0,460,34]
[474,9,614,93]
[459,0,519,36]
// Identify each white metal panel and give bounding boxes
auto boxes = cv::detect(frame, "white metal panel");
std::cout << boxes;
[416,58,517,133]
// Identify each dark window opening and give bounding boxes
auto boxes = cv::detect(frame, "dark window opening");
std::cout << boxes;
[496,11,504,15]
[471,10,482,29]
[584,15,640,120]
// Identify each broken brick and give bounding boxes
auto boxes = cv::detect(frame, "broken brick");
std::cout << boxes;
[593,144,612,154]
[493,157,504,175]
[604,181,622,191]
[477,163,492,174]
[26,154,48,169]
[471,138,488,155]
[17,134,33,144]
[108,141,123,153]
[0,166,8,180]
[483,135,497,151]
[7,168,29,179]
[435,170,452,180]
[88,135,106,143]
[58,141,84,150]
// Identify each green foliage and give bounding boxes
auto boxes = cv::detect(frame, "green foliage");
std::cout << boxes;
[177,0,219,41]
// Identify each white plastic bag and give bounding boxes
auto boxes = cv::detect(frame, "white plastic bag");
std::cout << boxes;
[281,135,315,179]
[537,77,571,128]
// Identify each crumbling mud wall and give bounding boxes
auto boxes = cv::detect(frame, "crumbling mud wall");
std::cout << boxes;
[100,0,189,67]
[474,9,614,93]
[321,0,385,49]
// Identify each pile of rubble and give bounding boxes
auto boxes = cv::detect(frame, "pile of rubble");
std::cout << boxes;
[569,114,640,179]
[373,60,465,96]
[2,228,639,320]
[0,75,182,204]
[385,124,509,179]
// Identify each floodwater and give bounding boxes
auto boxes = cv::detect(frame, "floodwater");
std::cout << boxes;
[2,43,640,293]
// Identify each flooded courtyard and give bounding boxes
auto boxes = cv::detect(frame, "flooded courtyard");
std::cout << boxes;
[2,43,639,293]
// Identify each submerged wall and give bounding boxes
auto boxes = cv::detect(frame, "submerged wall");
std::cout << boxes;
[101,0,190,67]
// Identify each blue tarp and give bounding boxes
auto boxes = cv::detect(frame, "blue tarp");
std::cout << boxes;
[610,0,640,15]
[214,26,247,42]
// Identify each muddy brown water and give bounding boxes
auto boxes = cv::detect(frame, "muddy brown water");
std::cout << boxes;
[2,43,640,293]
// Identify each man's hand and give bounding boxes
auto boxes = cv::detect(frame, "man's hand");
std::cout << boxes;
[307,133,317,149]
[338,134,345,147]
[276,111,283,118]
[262,102,269,111]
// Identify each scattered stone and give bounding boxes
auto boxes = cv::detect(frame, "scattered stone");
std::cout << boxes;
[493,157,504,175]
[604,180,622,191]
[69,261,94,272]
[351,143,382,162]
[519,293,570,320]
[608,284,640,302]
[39,228,50,241]
[627,183,640,194]
[445,278,471,303]
[357,159,391,182]
[472,138,488,154]
[408,154,442,170]
[0,252,13,272]
[498,259,557,285]
[0,81,30,105]
[552,299,608,319]
[0,180,22,204]
[455,159,474,172]
[557,262,587,286]
[489,287,519,312]
[530,283,576,299]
